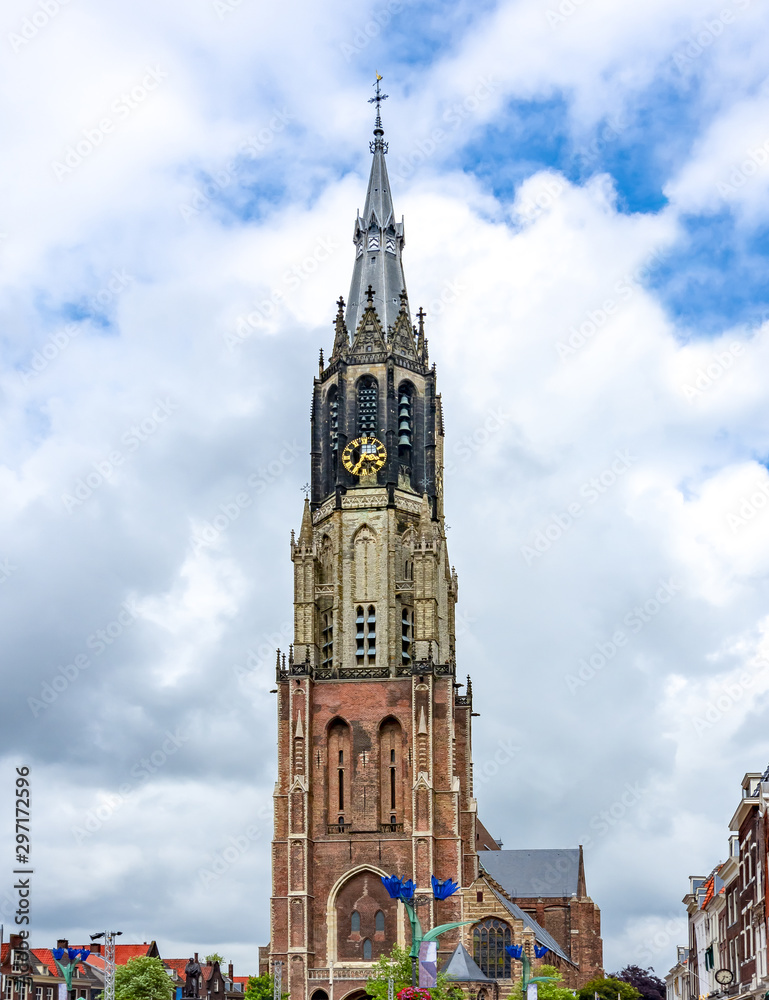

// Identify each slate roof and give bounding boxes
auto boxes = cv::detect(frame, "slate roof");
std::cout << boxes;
[345,117,410,339]
[442,943,491,982]
[480,849,580,898]
[488,887,574,966]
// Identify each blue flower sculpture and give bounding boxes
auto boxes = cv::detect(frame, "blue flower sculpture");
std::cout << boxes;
[399,879,416,900]
[382,875,403,899]
[506,944,524,960]
[534,945,548,959]
[431,876,459,900]
[52,950,64,962]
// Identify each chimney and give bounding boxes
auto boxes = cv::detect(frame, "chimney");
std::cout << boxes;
[228,965,233,980]
[194,954,199,964]
[57,940,68,950]
[9,934,22,950]
[91,944,102,955]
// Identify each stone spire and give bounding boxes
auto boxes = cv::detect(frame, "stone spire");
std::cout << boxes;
[345,77,409,340]
[330,296,349,361]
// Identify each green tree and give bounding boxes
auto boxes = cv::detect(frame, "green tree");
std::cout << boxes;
[205,956,225,966]
[577,977,641,1000]
[366,945,463,1000]
[519,965,577,1000]
[243,974,287,1000]
[114,957,174,1000]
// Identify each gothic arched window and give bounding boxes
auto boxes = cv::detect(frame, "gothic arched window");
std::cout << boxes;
[351,911,361,934]
[357,377,378,437]
[321,611,333,670]
[375,911,385,933]
[328,387,339,470]
[401,607,412,665]
[397,383,414,464]
[356,605,376,666]
[379,717,403,828]
[473,919,512,979]
[363,939,372,960]
[327,719,350,828]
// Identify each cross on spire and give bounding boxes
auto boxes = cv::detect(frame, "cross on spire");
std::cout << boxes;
[368,74,389,152]
[417,306,426,329]
[366,284,376,302]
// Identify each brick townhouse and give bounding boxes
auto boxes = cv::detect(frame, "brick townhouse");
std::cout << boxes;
[667,768,769,1000]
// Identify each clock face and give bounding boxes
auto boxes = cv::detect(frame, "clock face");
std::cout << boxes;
[342,436,387,477]
[715,970,734,986]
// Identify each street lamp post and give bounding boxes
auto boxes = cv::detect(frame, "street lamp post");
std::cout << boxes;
[52,948,92,1000]
[381,875,470,989]
[505,944,557,999]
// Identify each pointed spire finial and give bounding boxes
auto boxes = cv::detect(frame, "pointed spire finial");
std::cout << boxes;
[366,284,376,303]
[299,496,313,543]
[368,74,389,153]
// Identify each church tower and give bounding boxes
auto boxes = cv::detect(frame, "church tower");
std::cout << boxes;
[269,84,479,1000]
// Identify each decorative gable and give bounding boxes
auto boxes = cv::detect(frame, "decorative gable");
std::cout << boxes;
[351,300,387,356]
[389,302,417,360]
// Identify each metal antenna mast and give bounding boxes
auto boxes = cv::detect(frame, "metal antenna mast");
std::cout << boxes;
[91,929,122,1000]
